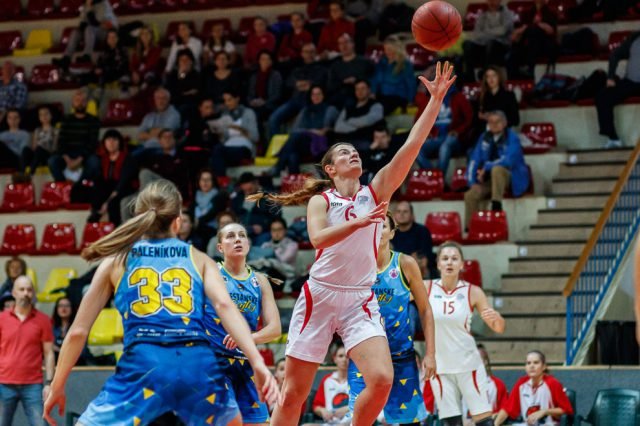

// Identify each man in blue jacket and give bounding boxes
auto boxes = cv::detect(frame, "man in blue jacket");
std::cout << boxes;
[464,110,530,228]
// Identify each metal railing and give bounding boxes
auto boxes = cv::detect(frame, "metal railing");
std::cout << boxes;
[564,143,640,365]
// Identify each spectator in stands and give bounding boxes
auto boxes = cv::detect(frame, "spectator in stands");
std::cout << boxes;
[596,30,640,149]
[361,125,403,183]
[0,61,28,125]
[277,13,314,63]
[318,1,356,59]
[0,276,54,426]
[93,29,130,91]
[310,343,349,424]
[462,0,514,81]
[371,35,417,114]
[120,129,190,221]
[326,34,374,109]
[333,79,384,150]
[165,22,203,73]
[183,98,220,149]
[89,129,134,224]
[508,0,558,79]
[51,297,92,365]
[206,210,238,259]
[268,43,327,138]
[274,358,286,389]
[247,51,283,122]
[48,89,101,183]
[465,110,530,227]
[495,350,573,426]
[391,200,437,279]
[137,87,181,148]
[474,66,520,141]
[202,21,238,68]
[231,172,282,244]
[0,257,26,295]
[54,0,118,69]
[0,109,30,170]
[270,85,338,176]
[130,26,162,89]
[187,168,229,247]
[417,66,474,177]
[0,292,14,312]
[378,0,415,41]
[209,90,259,176]
[344,0,384,54]
[177,211,206,250]
[22,106,58,175]
[166,49,201,123]
[250,218,299,284]
[244,17,277,68]
[204,51,242,110]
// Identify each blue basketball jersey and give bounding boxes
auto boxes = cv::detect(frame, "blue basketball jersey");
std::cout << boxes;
[115,238,207,347]
[374,251,413,357]
[204,264,262,358]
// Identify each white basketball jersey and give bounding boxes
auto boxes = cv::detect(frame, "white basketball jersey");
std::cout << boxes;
[309,185,381,288]
[429,280,483,374]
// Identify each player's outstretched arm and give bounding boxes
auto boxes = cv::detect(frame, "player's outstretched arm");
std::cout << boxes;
[371,61,456,202]
[471,285,505,334]
[307,194,387,250]
[199,251,279,405]
[44,258,117,426]
[401,254,436,379]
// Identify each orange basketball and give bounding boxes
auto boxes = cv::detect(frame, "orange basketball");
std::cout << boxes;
[411,1,462,51]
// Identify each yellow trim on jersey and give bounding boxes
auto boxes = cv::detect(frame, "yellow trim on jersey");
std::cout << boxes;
[377,250,395,274]
[397,252,411,291]
[220,262,252,281]
[113,258,126,294]
[190,245,204,282]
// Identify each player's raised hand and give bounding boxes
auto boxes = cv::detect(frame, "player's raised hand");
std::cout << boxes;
[43,385,66,426]
[422,354,437,380]
[418,61,456,101]
[358,202,388,228]
[253,362,280,408]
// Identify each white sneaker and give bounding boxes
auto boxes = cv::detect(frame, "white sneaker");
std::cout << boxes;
[604,139,623,149]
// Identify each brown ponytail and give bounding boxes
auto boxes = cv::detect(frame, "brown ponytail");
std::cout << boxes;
[247,142,355,206]
[82,180,183,262]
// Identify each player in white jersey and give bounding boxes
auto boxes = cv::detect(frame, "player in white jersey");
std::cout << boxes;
[250,62,456,426]
[426,242,505,426]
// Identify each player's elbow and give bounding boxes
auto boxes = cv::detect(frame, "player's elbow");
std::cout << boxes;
[68,326,90,343]
[493,320,506,334]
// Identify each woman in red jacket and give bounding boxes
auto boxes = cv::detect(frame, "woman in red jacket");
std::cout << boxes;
[416,65,473,178]
[495,350,573,426]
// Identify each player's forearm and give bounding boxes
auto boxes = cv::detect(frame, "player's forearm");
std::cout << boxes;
[419,305,436,357]
[252,321,282,345]
[494,409,508,426]
[50,328,89,390]
[310,219,362,250]
[488,315,505,334]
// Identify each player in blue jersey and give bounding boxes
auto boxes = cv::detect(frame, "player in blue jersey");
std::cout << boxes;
[348,212,436,425]
[205,222,281,425]
[43,180,279,426]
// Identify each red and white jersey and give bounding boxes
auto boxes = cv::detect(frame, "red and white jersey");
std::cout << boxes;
[429,280,483,374]
[312,372,350,415]
[310,185,381,288]
[487,375,509,413]
[503,375,574,425]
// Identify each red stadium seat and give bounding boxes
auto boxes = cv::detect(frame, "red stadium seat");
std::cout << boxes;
[442,167,468,200]
[259,348,275,366]
[507,0,534,24]
[103,99,144,126]
[29,64,76,90]
[57,0,83,17]
[35,181,72,210]
[50,27,77,53]
[0,31,22,56]
[607,31,632,54]
[465,211,509,244]
[403,169,444,201]
[235,16,257,43]
[79,222,115,250]
[0,0,22,21]
[547,0,577,24]
[26,0,54,17]
[506,79,535,106]
[405,43,436,70]
[461,82,481,102]
[521,122,557,154]
[163,21,195,47]
[281,174,310,193]
[38,223,77,254]
[201,18,232,39]
[0,183,35,212]
[1,224,36,255]
[216,175,231,189]
[120,0,154,14]
[464,2,488,31]
[425,212,463,245]
[365,44,384,63]
[460,259,483,287]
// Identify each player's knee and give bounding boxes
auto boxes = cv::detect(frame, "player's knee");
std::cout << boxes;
[474,416,495,426]
[367,370,393,395]
[279,384,306,408]
[441,416,464,426]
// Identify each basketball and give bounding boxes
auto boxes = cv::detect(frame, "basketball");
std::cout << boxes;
[411,1,462,51]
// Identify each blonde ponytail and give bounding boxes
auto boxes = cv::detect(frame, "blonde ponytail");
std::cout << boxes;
[82,179,183,262]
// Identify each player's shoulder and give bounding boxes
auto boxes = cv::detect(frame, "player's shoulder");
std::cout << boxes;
[542,374,564,389]
[513,375,530,388]
[492,375,507,388]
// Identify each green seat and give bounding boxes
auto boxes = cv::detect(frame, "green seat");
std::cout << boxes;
[577,388,640,426]
[561,388,576,426]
